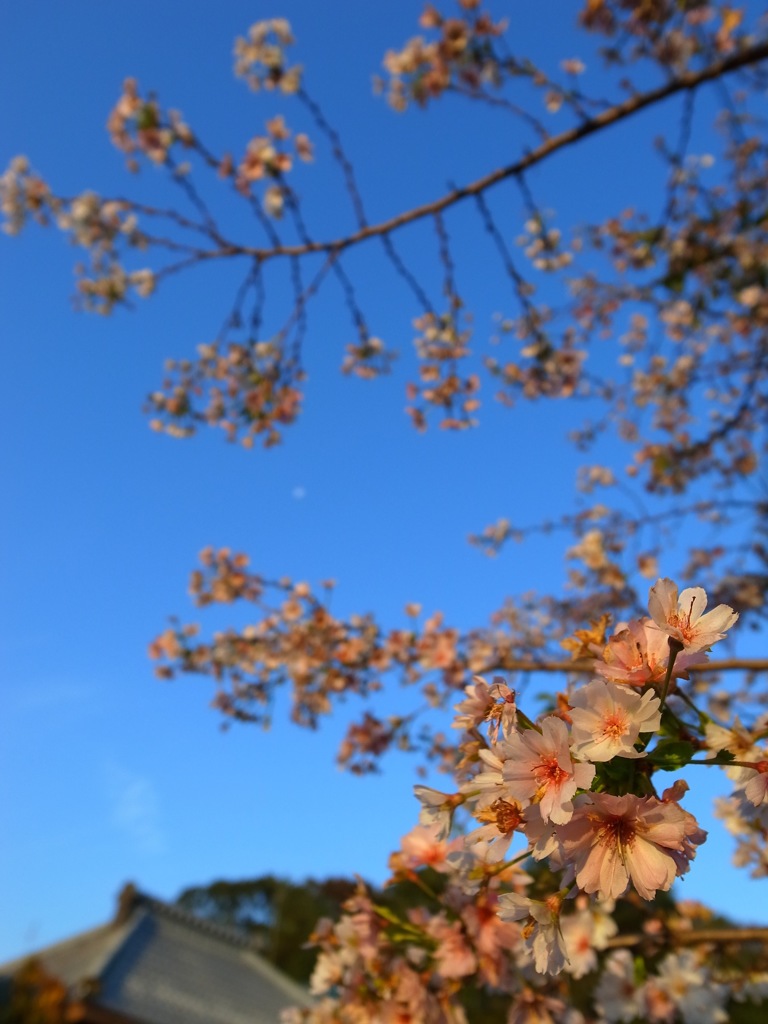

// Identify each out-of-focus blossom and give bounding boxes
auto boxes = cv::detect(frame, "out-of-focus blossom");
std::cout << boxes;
[497,891,568,974]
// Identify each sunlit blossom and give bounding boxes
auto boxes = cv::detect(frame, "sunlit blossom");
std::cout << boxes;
[743,762,768,807]
[648,578,738,653]
[559,792,706,901]
[569,678,661,760]
[412,785,459,839]
[502,716,595,824]
[596,618,707,687]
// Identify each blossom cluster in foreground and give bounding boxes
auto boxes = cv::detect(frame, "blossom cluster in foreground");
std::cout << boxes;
[288,580,768,1022]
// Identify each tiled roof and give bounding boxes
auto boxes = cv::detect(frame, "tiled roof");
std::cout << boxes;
[0,886,313,1024]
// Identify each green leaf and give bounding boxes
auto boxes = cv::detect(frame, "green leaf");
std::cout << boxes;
[647,739,696,770]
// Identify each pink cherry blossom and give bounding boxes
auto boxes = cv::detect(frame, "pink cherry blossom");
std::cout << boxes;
[396,822,460,873]
[744,762,768,807]
[413,784,460,839]
[460,891,521,988]
[452,673,516,738]
[648,578,738,653]
[452,674,494,730]
[558,792,707,901]
[569,678,661,761]
[422,912,477,980]
[502,716,595,824]
[560,903,618,979]
[595,618,707,687]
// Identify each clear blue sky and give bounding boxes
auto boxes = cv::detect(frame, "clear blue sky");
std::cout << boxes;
[1,2,765,960]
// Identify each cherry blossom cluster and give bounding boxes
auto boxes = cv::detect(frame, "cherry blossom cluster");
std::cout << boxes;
[484,333,586,403]
[405,310,480,431]
[579,0,749,68]
[710,714,768,879]
[381,1,508,112]
[397,582,743,967]
[107,78,194,171]
[281,580,768,1022]
[0,157,156,314]
[517,218,575,274]
[340,334,397,380]
[151,548,591,768]
[146,341,304,447]
[0,155,52,236]
[228,115,313,218]
[233,19,302,95]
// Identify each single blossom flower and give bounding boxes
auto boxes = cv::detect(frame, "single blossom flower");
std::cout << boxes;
[704,716,768,784]
[452,675,494,731]
[413,784,460,839]
[569,678,661,761]
[496,891,568,975]
[452,674,516,739]
[594,949,643,1023]
[643,951,728,1024]
[521,806,566,868]
[743,761,768,807]
[560,903,618,980]
[502,716,595,824]
[595,618,707,687]
[393,823,460,874]
[648,578,738,653]
[465,796,524,863]
[558,792,706,901]
[422,912,477,980]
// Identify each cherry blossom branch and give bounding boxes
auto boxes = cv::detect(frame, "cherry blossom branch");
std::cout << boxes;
[606,926,768,949]
[461,658,768,675]
[222,40,768,262]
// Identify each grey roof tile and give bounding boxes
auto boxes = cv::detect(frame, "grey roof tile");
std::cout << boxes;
[0,887,313,1024]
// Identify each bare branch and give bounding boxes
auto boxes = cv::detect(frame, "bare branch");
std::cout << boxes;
[481,658,768,675]
[607,926,768,949]
[226,42,768,262]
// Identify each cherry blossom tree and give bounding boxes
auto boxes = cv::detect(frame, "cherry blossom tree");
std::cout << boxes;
[4,2,768,1020]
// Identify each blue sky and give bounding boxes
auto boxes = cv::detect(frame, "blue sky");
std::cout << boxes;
[1,1,765,960]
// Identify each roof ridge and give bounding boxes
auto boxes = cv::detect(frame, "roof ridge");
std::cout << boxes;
[134,891,254,949]
[75,910,147,988]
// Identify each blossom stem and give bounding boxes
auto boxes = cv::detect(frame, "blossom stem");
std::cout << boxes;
[515,709,540,732]
[408,871,440,902]
[674,686,709,726]
[658,639,683,711]
[688,757,765,769]
[489,849,531,875]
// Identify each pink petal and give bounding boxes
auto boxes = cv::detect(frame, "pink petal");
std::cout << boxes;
[626,837,676,899]
[695,603,739,636]
[573,840,610,896]
[598,844,630,900]
[648,578,678,627]
[678,587,707,623]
